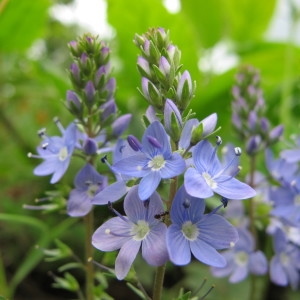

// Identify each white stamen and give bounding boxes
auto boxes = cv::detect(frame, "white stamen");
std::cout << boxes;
[105,229,110,235]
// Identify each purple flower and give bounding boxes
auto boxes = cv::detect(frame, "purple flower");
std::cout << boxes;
[166,186,238,267]
[92,186,169,280]
[184,140,256,200]
[270,229,300,289]
[112,121,186,200]
[92,139,135,205]
[211,228,268,283]
[67,163,107,217]
[29,123,77,183]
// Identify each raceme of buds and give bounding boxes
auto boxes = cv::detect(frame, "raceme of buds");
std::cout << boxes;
[135,28,194,114]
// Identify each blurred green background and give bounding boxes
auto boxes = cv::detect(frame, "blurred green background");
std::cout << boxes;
[1,0,300,299]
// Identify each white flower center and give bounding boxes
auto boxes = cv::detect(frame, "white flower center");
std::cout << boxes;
[58,146,68,161]
[181,221,199,241]
[131,220,150,241]
[294,194,300,206]
[148,155,166,171]
[280,252,290,266]
[202,172,217,189]
[87,183,99,198]
[235,251,249,266]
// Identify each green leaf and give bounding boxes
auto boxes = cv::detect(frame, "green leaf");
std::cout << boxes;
[181,0,224,48]
[0,0,51,52]
[222,0,277,42]
[8,218,78,297]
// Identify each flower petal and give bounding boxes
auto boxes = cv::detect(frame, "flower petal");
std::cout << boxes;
[138,171,161,200]
[166,224,191,265]
[270,256,288,286]
[214,177,256,200]
[190,239,226,267]
[184,168,214,198]
[170,186,205,224]
[142,223,168,266]
[92,217,131,251]
[112,153,149,177]
[198,214,238,249]
[249,251,268,275]
[193,140,221,173]
[67,190,92,217]
[92,180,130,204]
[229,265,248,283]
[115,239,141,280]
[160,153,186,178]
[142,121,172,157]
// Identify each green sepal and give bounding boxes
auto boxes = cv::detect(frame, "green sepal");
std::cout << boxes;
[169,111,182,142]
[52,272,79,292]
[191,122,204,145]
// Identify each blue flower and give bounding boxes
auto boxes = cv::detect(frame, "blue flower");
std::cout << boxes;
[67,163,107,217]
[184,139,256,200]
[211,228,268,283]
[29,122,77,183]
[92,139,135,205]
[112,121,186,200]
[92,186,169,280]
[270,229,300,289]
[166,186,238,267]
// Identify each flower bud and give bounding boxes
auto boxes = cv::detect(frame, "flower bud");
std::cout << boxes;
[176,70,194,110]
[112,114,132,137]
[83,138,98,155]
[137,56,151,78]
[66,90,82,115]
[70,63,81,86]
[269,125,284,143]
[100,99,117,122]
[164,99,182,142]
[246,135,261,155]
[84,81,96,106]
[68,41,79,56]
[141,77,162,108]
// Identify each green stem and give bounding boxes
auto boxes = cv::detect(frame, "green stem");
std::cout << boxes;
[84,210,94,300]
[248,155,257,300]
[152,264,166,300]
[152,175,178,300]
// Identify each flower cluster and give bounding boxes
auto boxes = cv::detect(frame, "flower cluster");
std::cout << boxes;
[32,29,300,299]
[231,65,283,155]
[90,28,255,280]
[28,34,131,216]
[209,65,300,291]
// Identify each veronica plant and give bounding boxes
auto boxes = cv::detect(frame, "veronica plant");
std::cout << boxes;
[29,29,260,300]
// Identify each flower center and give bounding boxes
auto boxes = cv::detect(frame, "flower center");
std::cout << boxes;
[131,220,150,241]
[87,183,100,198]
[280,252,290,266]
[181,221,199,241]
[202,172,217,189]
[58,146,68,161]
[235,251,249,266]
[148,155,166,171]
[294,194,300,206]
